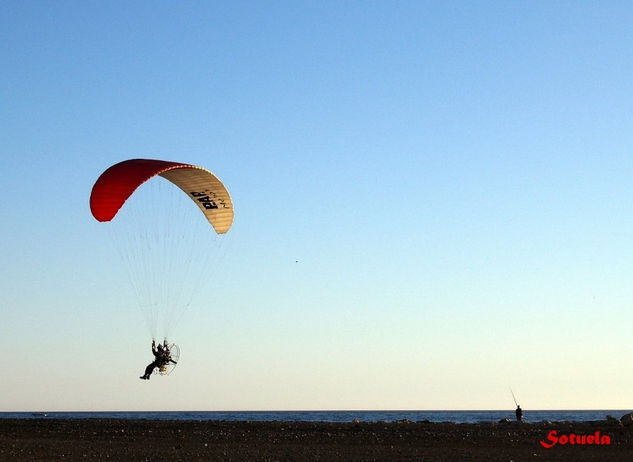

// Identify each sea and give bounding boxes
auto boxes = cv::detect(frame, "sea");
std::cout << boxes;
[0,410,629,424]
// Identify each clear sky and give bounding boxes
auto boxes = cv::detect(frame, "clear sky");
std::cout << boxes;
[2,1,633,411]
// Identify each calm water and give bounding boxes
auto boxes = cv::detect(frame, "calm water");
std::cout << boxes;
[0,410,629,423]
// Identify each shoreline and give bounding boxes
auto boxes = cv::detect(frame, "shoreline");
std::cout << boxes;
[2,408,629,423]
[1,418,631,461]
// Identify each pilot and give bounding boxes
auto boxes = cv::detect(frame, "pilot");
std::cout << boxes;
[139,340,163,380]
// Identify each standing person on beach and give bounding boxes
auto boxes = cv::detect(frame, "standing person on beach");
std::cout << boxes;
[515,405,523,422]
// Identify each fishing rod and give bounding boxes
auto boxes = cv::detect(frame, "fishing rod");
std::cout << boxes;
[510,387,519,407]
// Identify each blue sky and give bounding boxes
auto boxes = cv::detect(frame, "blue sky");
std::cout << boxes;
[2,1,633,411]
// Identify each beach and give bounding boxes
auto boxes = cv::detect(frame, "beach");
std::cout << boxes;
[1,418,631,461]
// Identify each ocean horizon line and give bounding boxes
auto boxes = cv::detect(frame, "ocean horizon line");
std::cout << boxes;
[2,408,629,413]
[2,409,630,424]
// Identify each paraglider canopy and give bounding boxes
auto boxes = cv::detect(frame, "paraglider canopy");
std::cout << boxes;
[90,158,234,341]
[90,158,233,234]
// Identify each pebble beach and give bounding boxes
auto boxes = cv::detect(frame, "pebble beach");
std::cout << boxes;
[1,418,631,461]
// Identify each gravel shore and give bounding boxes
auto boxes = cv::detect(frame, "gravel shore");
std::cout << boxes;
[1,418,631,461]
